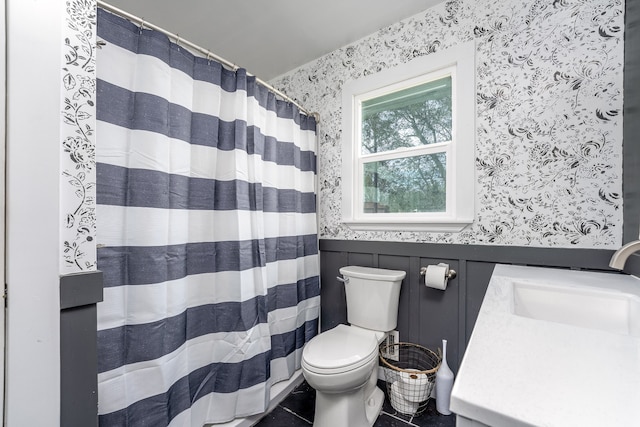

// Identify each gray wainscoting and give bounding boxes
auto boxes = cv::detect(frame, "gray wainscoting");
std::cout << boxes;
[60,271,104,427]
[624,0,640,244]
[319,239,618,372]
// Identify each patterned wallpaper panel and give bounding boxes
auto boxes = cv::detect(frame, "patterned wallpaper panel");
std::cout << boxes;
[61,0,97,272]
[271,0,624,248]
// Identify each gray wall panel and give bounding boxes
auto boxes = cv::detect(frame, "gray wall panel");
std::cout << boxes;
[416,257,460,371]
[624,0,640,244]
[378,255,413,343]
[319,250,347,331]
[464,262,496,343]
[348,252,375,268]
[61,304,99,427]
[60,271,104,427]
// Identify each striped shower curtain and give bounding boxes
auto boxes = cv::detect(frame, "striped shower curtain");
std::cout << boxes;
[95,9,320,427]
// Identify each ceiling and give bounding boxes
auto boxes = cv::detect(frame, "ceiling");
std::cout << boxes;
[102,0,442,81]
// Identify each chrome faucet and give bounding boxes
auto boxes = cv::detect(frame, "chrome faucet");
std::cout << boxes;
[609,240,640,270]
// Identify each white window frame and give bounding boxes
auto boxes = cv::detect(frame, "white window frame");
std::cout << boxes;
[341,41,476,232]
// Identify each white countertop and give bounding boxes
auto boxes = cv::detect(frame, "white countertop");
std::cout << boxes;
[450,264,640,427]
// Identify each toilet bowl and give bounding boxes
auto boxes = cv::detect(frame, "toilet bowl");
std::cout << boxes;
[301,266,406,427]
[302,324,382,392]
[302,325,385,427]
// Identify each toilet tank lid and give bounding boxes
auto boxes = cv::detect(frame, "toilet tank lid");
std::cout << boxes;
[339,266,406,281]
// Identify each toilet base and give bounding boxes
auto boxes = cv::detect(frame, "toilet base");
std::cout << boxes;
[311,373,384,427]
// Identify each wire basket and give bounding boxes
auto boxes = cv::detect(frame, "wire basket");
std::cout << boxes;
[379,342,441,416]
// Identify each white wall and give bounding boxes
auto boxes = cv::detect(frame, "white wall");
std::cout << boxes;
[5,0,64,424]
[0,0,6,421]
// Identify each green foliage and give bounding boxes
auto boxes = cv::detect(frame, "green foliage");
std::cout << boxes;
[361,79,452,213]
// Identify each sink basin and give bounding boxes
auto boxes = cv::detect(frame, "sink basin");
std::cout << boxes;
[512,281,640,337]
[452,265,640,427]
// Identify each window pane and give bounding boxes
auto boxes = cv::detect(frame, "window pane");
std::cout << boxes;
[363,153,446,213]
[361,76,452,155]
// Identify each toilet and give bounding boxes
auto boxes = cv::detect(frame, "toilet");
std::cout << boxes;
[302,266,406,427]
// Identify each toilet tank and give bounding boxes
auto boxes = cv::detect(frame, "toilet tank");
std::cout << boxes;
[339,266,406,332]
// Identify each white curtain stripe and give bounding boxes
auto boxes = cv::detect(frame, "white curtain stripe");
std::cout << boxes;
[96,122,316,191]
[97,205,319,247]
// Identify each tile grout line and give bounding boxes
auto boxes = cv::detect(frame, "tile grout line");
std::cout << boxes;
[280,405,313,425]
[380,410,420,427]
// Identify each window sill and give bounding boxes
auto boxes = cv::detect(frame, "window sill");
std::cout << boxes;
[343,219,472,232]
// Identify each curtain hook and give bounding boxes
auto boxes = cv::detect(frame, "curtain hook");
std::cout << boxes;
[139,17,145,34]
[175,34,181,49]
[206,50,212,64]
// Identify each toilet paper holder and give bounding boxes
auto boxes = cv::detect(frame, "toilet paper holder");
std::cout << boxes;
[419,266,457,280]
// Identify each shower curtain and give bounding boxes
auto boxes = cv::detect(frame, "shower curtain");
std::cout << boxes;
[95,9,320,427]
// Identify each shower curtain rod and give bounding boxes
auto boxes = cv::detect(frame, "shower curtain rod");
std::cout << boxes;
[97,0,317,118]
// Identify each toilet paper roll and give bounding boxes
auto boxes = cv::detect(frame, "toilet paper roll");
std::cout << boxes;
[399,369,432,402]
[425,263,449,290]
[389,380,419,415]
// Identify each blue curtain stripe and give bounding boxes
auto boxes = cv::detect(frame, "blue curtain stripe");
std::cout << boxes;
[96,7,319,426]
[96,163,316,211]
[98,235,318,287]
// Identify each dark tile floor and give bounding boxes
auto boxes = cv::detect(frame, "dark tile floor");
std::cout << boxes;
[254,380,456,427]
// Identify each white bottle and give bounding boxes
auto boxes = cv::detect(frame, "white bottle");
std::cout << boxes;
[435,339,454,415]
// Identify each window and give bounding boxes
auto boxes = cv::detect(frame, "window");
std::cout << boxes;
[341,41,475,231]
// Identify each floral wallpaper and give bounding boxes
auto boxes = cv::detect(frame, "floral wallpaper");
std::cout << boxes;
[271,0,624,248]
[61,0,97,272]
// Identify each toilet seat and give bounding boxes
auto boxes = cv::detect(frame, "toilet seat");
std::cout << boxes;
[302,324,379,375]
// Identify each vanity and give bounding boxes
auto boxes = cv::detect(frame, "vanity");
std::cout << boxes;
[451,264,640,427]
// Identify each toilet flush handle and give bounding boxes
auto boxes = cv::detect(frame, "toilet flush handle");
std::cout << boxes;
[336,276,349,284]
